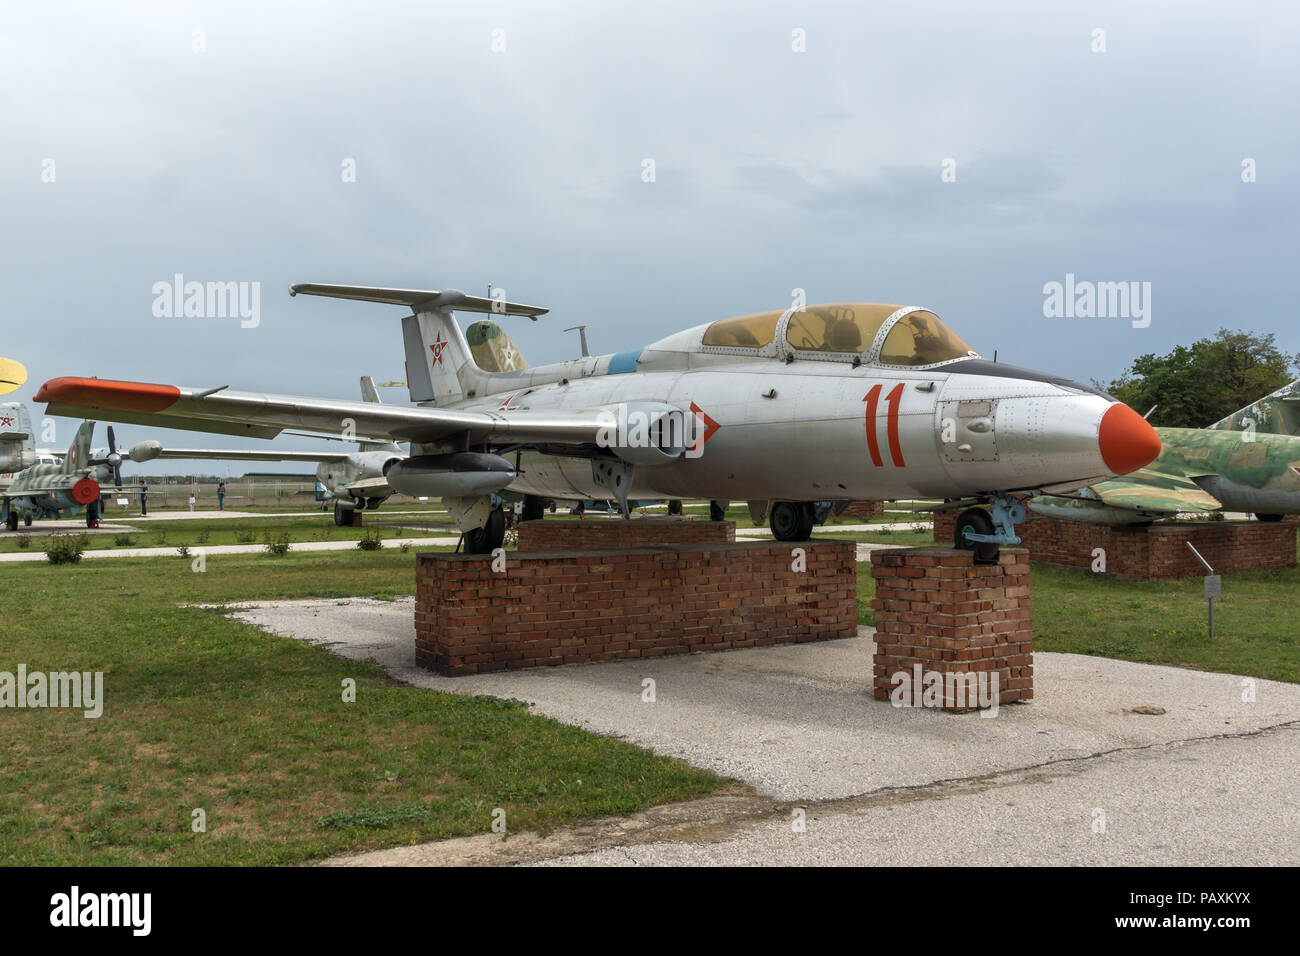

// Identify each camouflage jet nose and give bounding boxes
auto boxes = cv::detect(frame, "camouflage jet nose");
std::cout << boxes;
[1098,403,1161,475]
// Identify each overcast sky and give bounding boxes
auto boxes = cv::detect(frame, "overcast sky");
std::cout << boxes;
[3,1,1297,471]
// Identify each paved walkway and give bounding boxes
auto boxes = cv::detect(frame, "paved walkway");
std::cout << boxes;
[221,597,1300,866]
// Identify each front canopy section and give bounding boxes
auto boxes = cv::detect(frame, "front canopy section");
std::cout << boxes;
[698,302,980,368]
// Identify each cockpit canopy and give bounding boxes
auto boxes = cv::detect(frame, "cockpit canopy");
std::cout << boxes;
[701,302,980,367]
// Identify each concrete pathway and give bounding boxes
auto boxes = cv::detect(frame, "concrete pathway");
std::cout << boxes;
[222,597,1300,866]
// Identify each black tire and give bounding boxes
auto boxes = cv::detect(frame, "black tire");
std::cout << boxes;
[770,501,815,541]
[23,512,32,527]
[1256,513,1285,522]
[4,510,17,532]
[954,507,999,563]
[709,500,727,521]
[464,506,506,554]
[667,499,683,516]
[522,495,546,521]
[333,502,349,527]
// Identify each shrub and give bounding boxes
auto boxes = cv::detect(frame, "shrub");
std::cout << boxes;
[234,529,256,543]
[45,533,88,565]
[153,530,168,546]
[113,533,136,547]
[196,528,211,544]
[357,529,383,551]
[263,530,290,556]
[15,533,32,549]
[177,545,190,558]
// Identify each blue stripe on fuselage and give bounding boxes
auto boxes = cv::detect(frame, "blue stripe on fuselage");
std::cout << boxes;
[608,349,642,374]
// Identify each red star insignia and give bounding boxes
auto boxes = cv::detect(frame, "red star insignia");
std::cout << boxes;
[0,417,12,428]
[430,331,448,368]
[688,401,720,455]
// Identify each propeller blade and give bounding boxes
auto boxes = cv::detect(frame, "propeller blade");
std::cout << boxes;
[114,463,122,489]
[107,425,117,456]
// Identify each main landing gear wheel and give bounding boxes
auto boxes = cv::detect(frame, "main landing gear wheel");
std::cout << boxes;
[4,510,17,532]
[667,499,683,516]
[1256,513,1284,522]
[522,495,546,521]
[333,502,350,526]
[23,512,31,527]
[954,507,999,564]
[709,500,727,521]
[769,501,815,542]
[464,506,506,554]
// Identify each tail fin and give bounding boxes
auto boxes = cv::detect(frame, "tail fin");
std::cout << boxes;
[288,283,546,406]
[0,402,35,472]
[1209,379,1300,436]
[465,320,529,372]
[61,421,95,474]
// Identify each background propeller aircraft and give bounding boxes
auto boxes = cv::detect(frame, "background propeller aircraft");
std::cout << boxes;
[1029,382,1300,525]
[36,283,1162,558]
[1,421,160,530]
[149,376,407,525]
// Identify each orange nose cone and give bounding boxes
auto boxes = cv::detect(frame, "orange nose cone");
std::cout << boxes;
[1098,403,1161,475]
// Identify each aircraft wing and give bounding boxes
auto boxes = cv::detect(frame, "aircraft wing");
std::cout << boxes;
[35,377,610,445]
[154,447,353,463]
[1086,468,1223,513]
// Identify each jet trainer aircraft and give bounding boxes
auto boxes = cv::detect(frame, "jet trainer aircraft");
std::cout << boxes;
[2,420,160,529]
[36,285,1162,558]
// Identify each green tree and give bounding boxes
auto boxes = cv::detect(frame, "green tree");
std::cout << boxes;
[1102,329,1300,428]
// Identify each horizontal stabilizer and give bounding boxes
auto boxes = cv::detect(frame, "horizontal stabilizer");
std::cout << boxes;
[289,283,548,317]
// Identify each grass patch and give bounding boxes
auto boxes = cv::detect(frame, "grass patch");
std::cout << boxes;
[1,550,727,864]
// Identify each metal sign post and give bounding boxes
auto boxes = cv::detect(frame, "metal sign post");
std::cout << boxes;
[1186,542,1219,639]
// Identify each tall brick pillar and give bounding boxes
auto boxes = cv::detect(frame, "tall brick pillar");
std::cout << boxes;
[870,546,1032,710]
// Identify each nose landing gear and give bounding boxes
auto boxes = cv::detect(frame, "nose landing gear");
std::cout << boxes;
[953,492,1027,564]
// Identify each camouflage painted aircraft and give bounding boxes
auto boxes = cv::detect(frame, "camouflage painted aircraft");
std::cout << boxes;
[148,376,407,526]
[1,420,160,529]
[1029,384,1300,524]
[1208,378,1300,437]
[36,284,1162,558]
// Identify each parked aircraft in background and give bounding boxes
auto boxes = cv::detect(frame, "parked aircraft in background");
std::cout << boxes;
[2,421,160,529]
[37,284,1162,559]
[1209,378,1300,437]
[0,358,26,397]
[148,376,407,525]
[1029,385,1300,525]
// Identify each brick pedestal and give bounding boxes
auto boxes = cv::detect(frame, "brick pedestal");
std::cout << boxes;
[871,546,1032,709]
[933,510,1295,580]
[416,540,856,675]
[839,500,886,520]
[515,517,735,551]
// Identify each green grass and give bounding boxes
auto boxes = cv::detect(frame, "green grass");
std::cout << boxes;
[855,549,1300,683]
[0,550,727,864]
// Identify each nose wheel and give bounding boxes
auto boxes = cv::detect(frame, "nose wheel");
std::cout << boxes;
[953,493,1027,564]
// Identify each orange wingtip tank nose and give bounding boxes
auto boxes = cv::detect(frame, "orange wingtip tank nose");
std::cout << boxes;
[34,377,181,413]
[1098,403,1161,475]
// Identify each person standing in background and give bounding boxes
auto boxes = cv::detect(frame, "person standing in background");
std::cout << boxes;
[217,481,226,511]
[140,482,149,516]
[188,492,196,512]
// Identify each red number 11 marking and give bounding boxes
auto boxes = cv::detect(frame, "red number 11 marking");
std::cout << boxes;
[863,383,905,467]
